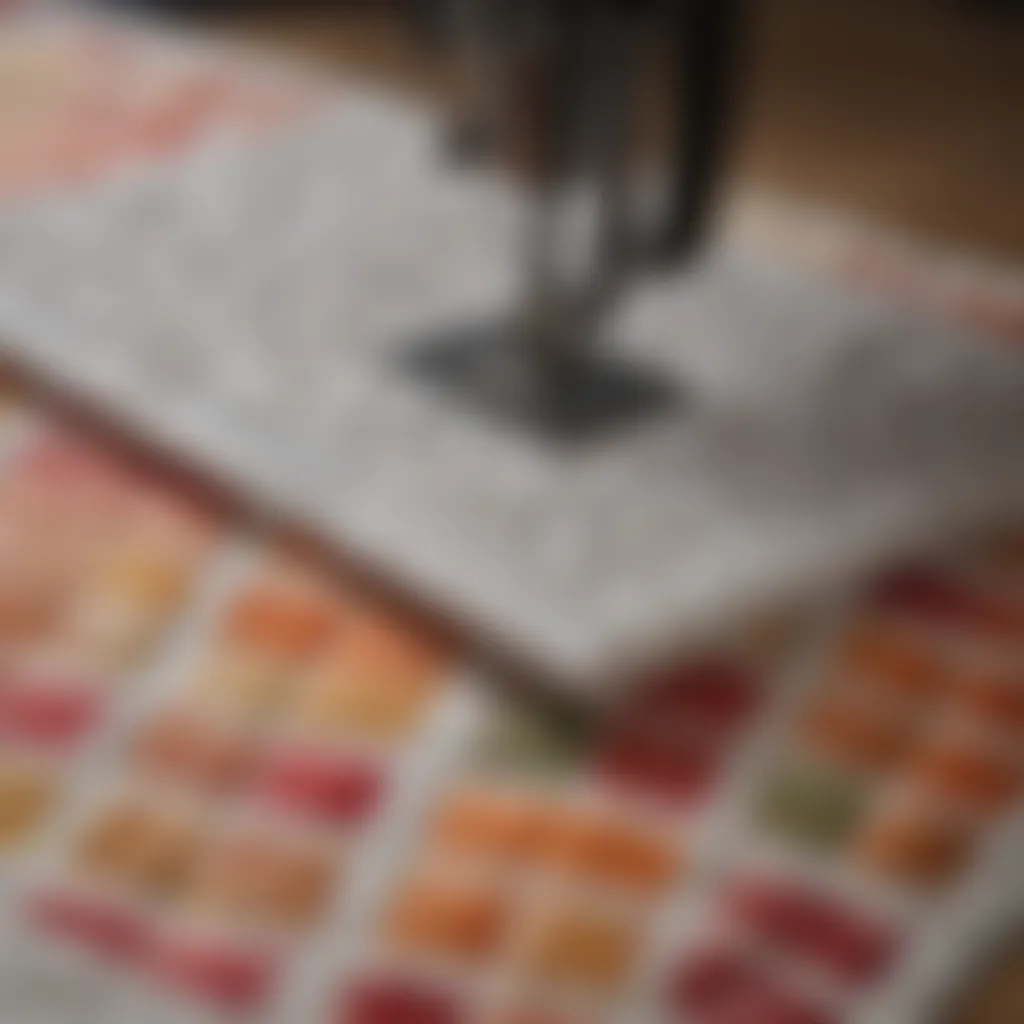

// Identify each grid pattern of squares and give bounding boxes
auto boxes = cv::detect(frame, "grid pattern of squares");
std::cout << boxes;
[336,649,787,1024]
[0,401,1017,1024]
[28,552,458,1013]
[661,558,1024,1024]
[761,564,1024,884]
[0,426,216,860]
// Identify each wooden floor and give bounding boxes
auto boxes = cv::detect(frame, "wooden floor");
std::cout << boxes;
[229,0,1024,265]
[740,0,1024,263]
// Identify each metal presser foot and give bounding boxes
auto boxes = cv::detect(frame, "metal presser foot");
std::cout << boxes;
[404,324,680,447]
[405,0,738,446]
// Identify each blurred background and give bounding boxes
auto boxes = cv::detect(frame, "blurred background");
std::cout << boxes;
[0,3,1021,1022]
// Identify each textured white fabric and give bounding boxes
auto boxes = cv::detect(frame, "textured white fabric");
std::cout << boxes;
[1,94,1023,689]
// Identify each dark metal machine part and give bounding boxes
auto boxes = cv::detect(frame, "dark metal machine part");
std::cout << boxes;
[407,0,742,445]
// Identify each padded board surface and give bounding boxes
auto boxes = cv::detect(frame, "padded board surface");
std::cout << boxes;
[0,48,1022,692]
